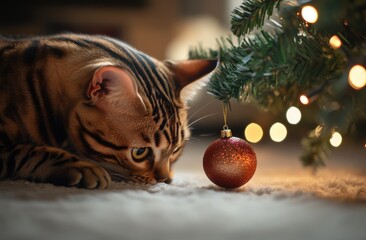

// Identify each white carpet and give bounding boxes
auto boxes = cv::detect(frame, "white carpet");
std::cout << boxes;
[1,140,365,240]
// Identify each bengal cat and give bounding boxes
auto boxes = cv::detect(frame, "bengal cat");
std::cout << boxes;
[0,33,217,189]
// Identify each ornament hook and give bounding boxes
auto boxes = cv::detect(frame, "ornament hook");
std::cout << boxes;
[221,101,232,138]
[222,101,229,130]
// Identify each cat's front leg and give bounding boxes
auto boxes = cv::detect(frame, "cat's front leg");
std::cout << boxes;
[0,144,111,189]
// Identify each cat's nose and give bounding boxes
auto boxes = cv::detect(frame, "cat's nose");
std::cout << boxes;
[154,159,170,182]
[154,170,169,182]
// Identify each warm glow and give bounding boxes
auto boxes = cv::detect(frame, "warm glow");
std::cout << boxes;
[269,122,287,142]
[301,5,318,23]
[286,106,302,125]
[315,125,323,137]
[244,123,263,143]
[329,35,342,49]
[330,132,342,147]
[300,95,309,105]
[348,65,366,90]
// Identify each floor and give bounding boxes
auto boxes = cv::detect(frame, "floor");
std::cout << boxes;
[0,137,365,240]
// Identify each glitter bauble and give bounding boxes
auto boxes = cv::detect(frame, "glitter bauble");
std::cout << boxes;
[203,135,257,189]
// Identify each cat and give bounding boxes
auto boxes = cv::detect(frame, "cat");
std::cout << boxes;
[0,33,217,189]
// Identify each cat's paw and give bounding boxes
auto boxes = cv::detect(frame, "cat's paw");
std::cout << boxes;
[49,161,111,189]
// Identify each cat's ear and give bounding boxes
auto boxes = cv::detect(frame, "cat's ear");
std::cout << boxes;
[88,66,146,111]
[165,59,218,101]
[165,59,218,100]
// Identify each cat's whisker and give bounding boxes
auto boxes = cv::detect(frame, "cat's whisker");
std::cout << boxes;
[198,132,217,137]
[188,100,216,122]
[185,136,200,143]
[187,112,220,129]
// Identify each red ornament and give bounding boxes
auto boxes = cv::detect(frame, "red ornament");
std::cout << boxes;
[203,129,257,189]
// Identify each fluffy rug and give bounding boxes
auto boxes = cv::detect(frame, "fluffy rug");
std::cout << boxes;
[1,140,365,240]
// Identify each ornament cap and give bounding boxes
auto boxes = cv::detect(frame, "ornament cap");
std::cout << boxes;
[221,128,232,138]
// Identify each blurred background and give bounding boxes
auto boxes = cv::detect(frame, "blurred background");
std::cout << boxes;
[1,0,363,148]
[0,0,234,60]
[1,4,365,240]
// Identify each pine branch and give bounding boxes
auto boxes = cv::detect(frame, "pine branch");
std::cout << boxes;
[200,30,346,111]
[188,43,218,60]
[300,126,331,169]
[231,0,282,36]
[189,0,366,169]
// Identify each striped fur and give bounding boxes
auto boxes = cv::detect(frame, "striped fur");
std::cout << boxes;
[0,33,217,189]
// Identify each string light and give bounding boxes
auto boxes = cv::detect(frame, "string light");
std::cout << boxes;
[329,35,342,49]
[300,90,318,105]
[329,131,342,147]
[300,92,317,105]
[286,106,302,125]
[244,123,263,143]
[269,122,287,142]
[348,65,366,90]
[299,95,309,105]
[299,81,328,105]
[301,5,318,23]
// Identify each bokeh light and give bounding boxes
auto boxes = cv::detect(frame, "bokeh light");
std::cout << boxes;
[348,65,366,90]
[286,106,302,125]
[301,5,318,23]
[269,122,287,142]
[329,35,342,49]
[329,131,342,147]
[300,95,309,105]
[244,123,263,143]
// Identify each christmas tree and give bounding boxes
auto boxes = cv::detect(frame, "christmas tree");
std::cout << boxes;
[189,0,366,169]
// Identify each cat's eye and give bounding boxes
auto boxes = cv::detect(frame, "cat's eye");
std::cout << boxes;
[131,148,150,162]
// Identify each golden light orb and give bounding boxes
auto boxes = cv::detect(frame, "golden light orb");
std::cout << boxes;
[286,106,302,125]
[301,5,318,23]
[329,35,342,49]
[348,65,366,90]
[269,122,287,143]
[330,132,342,147]
[244,123,264,143]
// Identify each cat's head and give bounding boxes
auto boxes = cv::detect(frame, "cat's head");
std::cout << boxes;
[71,53,217,184]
